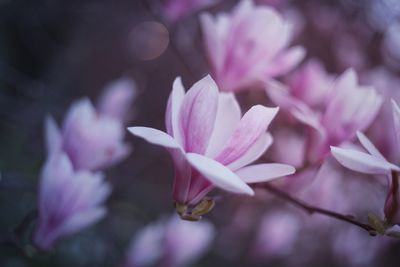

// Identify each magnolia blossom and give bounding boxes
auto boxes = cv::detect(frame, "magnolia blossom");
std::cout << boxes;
[162,0,219,22]
[268,68,383,162]
[33,152,111,250]
[128,75,295,219]
[45,99,129,171]
[331,100,400,224]
[201,0,304,92]
[124,215,215,267]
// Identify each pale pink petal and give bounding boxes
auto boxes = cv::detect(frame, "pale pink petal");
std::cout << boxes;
[391,99,400,148]
[265,46,306,77]
[45,116,62,155]
[206,93,241,157]
[165,77,185,146]
[215,105,279,165]
[235,163,295,183]
[179,75,219,154]
[330,146,400,174]
[356,132,386,160]
[186,153,254,195]
[97,78,136,121]
[127,127,182,150]
[228,133,273,171]
[60,208,107,237]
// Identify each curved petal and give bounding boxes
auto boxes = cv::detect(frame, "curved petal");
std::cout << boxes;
[186,153,254,196]
[236,163,296,184]
[356,132,386,160]
[228,133,273,171]
[127,127,181,150]
[331,146,400,174]
[45,115,62,155]
[206,93,241,157]
[179,75,219,154]
[391,99,400,148]
[265,46,306,77]
[165,77,185,146]
[215,105,279,165]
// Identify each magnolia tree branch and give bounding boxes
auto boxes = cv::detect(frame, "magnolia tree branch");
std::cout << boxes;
[261,183,376,234]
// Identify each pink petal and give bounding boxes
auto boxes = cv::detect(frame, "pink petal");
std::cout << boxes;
[165,77,185,146]
[265,46,306,77]
[186,153,254,195]
[127,127,181,150]
[228,133,273,171]
[356,132,386,160]
[206,93,241,157]
[215,105,279,165]
[330,146,400,174]
[45,116,62,155]
[391,99,400,148]
[235,163,296,184]
[179,75,219,154]
[60,208,107,237]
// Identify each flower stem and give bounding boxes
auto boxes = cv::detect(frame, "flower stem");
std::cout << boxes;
[261,183,376,234]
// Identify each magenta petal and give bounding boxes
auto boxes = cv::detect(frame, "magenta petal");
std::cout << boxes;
[165,77,185,146]
[215,105,279,165]
[178,75,219,154]
[228,133,273,171]
[236,163,296,184]
[186,153,254,196]
[206,93,241,157]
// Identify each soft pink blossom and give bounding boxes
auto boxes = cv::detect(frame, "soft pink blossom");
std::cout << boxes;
[49,98,131,171]
[201,0,305,92]
[124,215,214,267]
[33,152,111,250]
[331,100,400,224]
[128,75,295,216]
[268,69,383,162]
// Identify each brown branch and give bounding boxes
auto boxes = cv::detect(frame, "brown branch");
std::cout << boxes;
[262,183,376,234]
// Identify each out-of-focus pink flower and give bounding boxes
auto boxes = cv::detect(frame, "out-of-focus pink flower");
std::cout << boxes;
[124,215,214,267]
[250,211,300,260]
[285,59,333,109]
[49,98,131,171]
[331,102,400,225]
[98,78,137,122]
[162,0,219,23]
[128,75,295,218]
[201,0,305,92]
[268,69,382,162]
[33,152,111,250]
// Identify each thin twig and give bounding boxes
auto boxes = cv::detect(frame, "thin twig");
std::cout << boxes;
[262,183,376,234]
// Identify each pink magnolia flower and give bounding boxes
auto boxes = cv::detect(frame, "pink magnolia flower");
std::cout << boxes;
[33,152,111,250]
[331,101,400,224]
[162,0,219,23]
[124,215,215,267]
[48,97,131,171]
[268,68,383,162]
[201,0,305,92]
[128,75,295,218]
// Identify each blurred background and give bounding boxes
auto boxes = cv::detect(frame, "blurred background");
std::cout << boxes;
[1,0,400,266]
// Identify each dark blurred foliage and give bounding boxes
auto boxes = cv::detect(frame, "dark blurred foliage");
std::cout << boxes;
[1,0,400,267]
